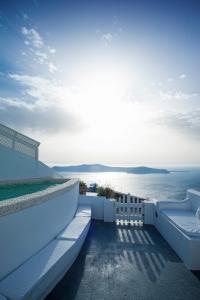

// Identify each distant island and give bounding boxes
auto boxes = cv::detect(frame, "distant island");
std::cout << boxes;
[53,164,170,174]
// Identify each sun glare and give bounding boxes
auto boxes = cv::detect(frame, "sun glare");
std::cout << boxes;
[70,63,133,113]
[62,63,154,148]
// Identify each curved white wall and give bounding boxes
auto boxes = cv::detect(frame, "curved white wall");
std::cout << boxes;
[0,180,79,281]
[0,144,55,181]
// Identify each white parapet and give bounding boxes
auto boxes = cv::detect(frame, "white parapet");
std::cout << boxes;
[154,189,200,270]
[0,144,56,181]
[143,199,157,225]
[104,198,116,222]
[78,194,105,220]
[0,123,57,181]
[0,179,79,281]
[78,194,116,222]
[186,189,200,213]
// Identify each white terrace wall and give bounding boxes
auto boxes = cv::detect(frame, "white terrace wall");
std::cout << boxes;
[187,189,200,213]
[0,180,79,281]
[78,195,115,222]
[0,144,55,181]
[78,195,105,220]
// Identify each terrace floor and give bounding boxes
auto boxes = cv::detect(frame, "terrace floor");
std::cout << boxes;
[46,221,200,300]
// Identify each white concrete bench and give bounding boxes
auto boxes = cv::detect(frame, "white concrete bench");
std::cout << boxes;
[155,190,200,270]
[58,215,91,241]
[0,205,91,300]
[75,205,92,218]
[161,209,200,237]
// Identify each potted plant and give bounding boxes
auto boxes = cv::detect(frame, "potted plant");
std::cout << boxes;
[79,181,87,195]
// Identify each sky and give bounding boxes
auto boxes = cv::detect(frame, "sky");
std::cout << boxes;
[0,0,200,166]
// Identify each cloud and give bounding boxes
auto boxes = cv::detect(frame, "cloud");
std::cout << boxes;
[48,62,57,73]
[48,47,56,55]
[122,88,148,103]
[159,90,198,101]
[0,98,78,133]
[179,73,187,79]
[21,27,57,73]
[156,109,200,138]
[35,51,48,61]
[97,21,122,45]
[22,13,29,21]
[0,74,83,133]
[22,27,44,48]
[101,33,113,45]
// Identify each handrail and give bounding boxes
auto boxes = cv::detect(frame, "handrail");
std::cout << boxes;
[0,123,40,160]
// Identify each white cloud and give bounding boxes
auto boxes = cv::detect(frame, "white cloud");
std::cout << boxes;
[21,27,44,48]
[167,78,174,82]
[0,96,32,109]
[97,22,121,45]
[48,62,57,73]
[0,74,83,133]
[159,90,198,101]
[179,73,187,79]
[34,51,48,64]
[35,51,48,60]
[21,27,57,73]
[102,33,113,45]
[8,74,62,106]
[48,47,56,55]
[22,13,29,21]
[157,109,200,138]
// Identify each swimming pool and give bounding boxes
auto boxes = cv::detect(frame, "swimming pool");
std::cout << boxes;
[0,180,67,201]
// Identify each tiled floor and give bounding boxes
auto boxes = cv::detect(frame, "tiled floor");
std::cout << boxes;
[46,221,200,300]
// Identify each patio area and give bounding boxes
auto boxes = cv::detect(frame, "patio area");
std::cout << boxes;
[46,221,200,300]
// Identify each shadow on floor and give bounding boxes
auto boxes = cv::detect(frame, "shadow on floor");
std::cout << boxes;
[46,221,200,300]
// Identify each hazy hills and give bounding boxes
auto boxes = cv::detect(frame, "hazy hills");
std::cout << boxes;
[53,164,170,174]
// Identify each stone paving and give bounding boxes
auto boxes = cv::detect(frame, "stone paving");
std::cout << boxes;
[46,221,200,300]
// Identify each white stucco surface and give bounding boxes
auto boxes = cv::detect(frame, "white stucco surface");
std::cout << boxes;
[143,200,156,225]
[0,144,55,181]
[155,189,200,270]
[58,215,91,240]
[0,179,79,281]
[187,189,200,213]
[78,195,105,220]
[0,205,91,300]
[103,198,115,222]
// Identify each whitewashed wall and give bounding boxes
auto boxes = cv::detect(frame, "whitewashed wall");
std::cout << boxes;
[187,189,200,213]
[0,144,56,181]
[79,195,115,222]
[0,180,79,281]
[78,195,105,220]
[143,200,156,225]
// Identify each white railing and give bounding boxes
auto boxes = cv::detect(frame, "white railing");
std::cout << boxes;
[115,193,145,224]
[0,123,40,160]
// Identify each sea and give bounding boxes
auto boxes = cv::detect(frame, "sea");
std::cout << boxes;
[58,166,200,201]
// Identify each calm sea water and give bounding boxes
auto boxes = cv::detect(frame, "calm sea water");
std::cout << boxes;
[59,167,200,200]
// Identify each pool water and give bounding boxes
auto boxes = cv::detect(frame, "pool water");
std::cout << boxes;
[0,181,63,201]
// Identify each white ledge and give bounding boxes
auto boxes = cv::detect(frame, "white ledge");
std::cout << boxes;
[187,189,200,196]
[0,179,79,218]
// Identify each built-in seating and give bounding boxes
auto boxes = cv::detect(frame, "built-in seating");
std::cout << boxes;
[161,209,200,237]
[0,205,91,300]
[155,190,200,270]
[75,205,92,217]
[58,215,91,241]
